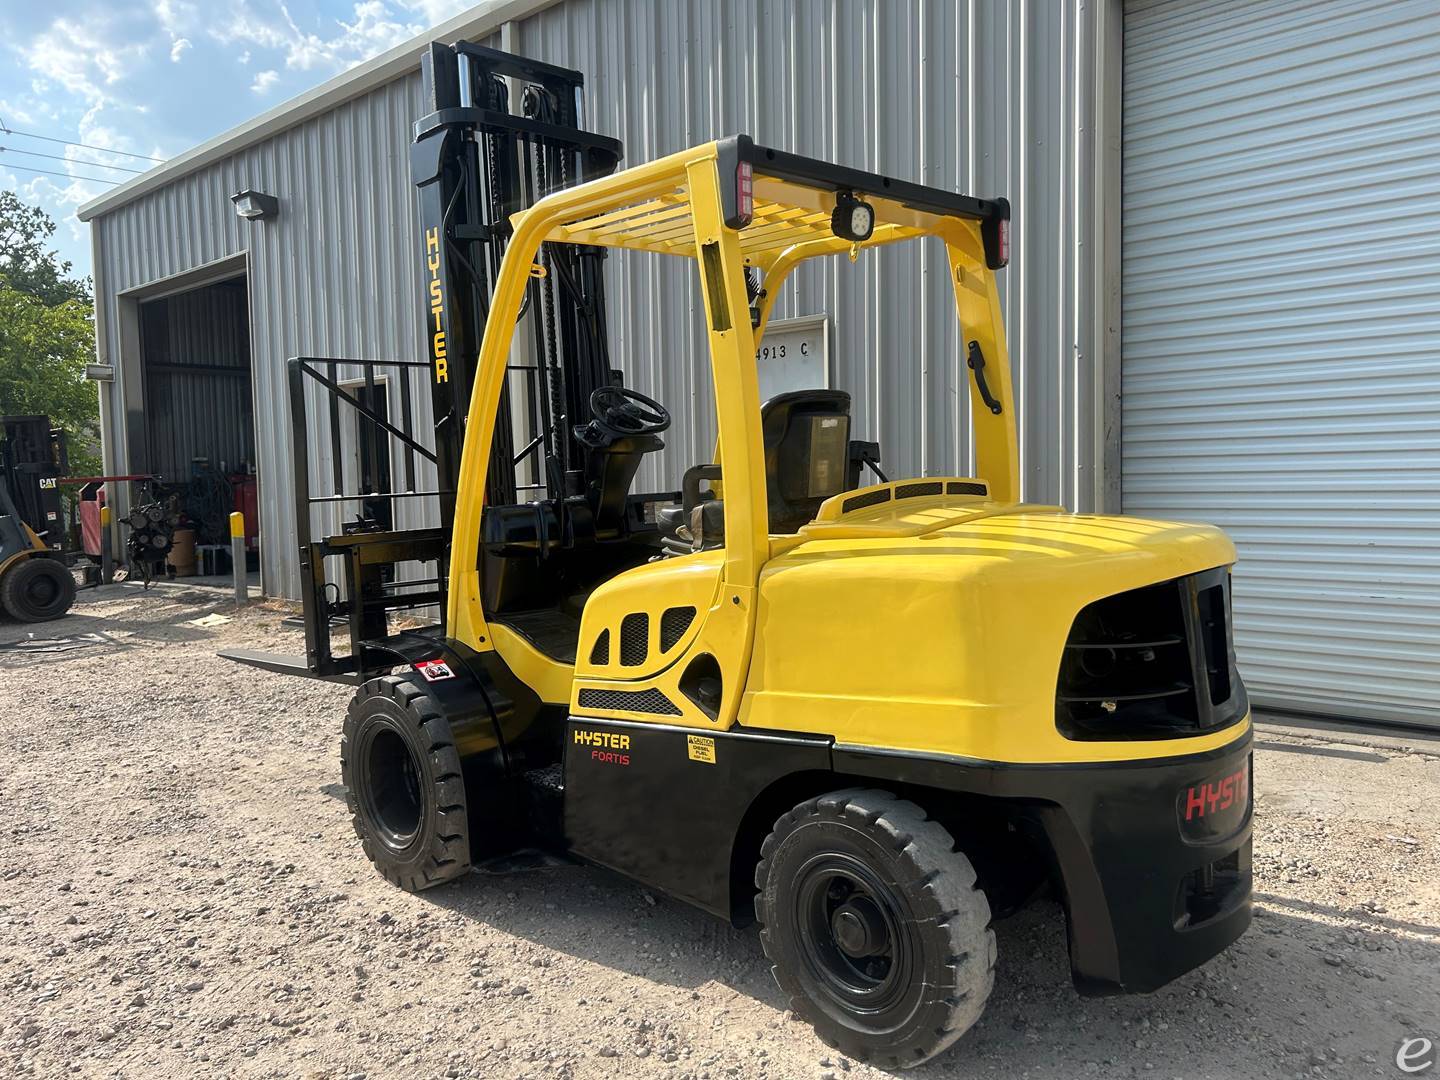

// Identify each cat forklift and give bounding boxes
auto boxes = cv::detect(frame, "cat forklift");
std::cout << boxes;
[0,415,77,621]
[226,42,1254,1068]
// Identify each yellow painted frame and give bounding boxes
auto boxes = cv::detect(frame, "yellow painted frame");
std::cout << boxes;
[444,141,1021,714]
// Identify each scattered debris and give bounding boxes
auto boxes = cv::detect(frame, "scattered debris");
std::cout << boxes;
[0,631,111,654]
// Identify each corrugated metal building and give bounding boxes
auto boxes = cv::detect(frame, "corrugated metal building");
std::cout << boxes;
[78,0,1440,728]
[1121,0,1440,726]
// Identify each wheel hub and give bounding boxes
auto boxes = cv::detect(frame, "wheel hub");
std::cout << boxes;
[831,898,887,957]
[363,727,424,850]
[27,577,58,605]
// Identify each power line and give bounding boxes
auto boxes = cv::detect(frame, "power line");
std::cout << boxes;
[0,163,126,186]
[0,146,146,175]
[0,123,165,163]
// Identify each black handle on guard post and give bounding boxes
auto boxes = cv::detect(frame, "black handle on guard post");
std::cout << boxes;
[967,342,1004,416]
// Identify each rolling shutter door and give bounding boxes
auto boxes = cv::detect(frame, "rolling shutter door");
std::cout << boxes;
[1121,0,1440,726]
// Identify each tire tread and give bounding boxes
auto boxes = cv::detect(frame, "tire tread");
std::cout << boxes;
[753,787,995,1069]
[339,675,471,893]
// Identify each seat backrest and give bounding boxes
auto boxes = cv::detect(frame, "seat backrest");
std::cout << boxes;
[760,389,851,533]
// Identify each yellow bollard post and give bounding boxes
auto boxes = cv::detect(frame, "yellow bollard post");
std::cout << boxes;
[99,505,113,585]
[229,511,247,606]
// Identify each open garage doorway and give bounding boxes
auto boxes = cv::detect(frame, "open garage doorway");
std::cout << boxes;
[128,266,261,592]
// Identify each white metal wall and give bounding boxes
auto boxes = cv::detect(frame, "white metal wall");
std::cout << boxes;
[1122,0,1440,726]
[90,0,1113,600]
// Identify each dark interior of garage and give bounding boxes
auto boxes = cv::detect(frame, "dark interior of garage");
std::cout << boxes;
[138,276,260,575]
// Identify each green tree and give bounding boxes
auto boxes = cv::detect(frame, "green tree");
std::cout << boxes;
[0,192,99,476]
[0,192,91,306]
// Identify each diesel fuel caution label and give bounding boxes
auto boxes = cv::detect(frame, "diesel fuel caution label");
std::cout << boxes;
[686,735,716,765]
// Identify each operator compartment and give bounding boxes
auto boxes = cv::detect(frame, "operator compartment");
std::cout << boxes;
[479,379,678,665]
[482,380,887,668]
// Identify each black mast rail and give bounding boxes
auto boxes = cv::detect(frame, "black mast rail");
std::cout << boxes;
[411,40,622,524]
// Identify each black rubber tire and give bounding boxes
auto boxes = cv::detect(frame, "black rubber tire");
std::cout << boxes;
[1,557,77,622]
[340,676,471,892]
[754,788,996,1070]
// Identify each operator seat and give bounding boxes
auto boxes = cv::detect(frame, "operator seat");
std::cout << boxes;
[759,389,852,532]
[658,389,853,550]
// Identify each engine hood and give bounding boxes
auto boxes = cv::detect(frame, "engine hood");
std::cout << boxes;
[740,489,1243,764]
[771,497,1236,586]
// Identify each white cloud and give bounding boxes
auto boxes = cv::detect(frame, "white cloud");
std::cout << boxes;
[170,37,192,62]
[251,69,280,94]
[0,99,37,127]
[152,0,194,35]
[396,0,475,27]
[20,16,153,118]
[210,1,434,75]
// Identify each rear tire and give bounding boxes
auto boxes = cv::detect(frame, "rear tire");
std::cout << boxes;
[1,557,76,622]
[341,676,471,891]
[754,788,996,1070]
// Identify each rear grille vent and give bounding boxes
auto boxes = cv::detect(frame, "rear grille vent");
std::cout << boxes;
[619,613,649,666]
[1197,583,1232,705]
[1055,569,1246,741]
[947,481,987,496]
[659,606,696,651]
[577,687,681,716]
[588,628,610,666]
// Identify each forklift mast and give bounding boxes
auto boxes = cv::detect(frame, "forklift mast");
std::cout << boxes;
[0,416,69,555]
[410,41,623,521]
[250,42,625,684]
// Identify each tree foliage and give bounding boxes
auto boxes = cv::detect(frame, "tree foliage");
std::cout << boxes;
[0,192,99,476]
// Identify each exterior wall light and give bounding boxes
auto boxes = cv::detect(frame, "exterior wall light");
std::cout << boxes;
[230,189,279,221]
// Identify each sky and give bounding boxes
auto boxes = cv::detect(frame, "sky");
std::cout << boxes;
[0,0,478,283]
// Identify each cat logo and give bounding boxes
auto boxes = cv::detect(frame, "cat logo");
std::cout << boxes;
[425,226,448,384]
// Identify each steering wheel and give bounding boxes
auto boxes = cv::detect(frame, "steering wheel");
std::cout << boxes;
[588,385,671,438]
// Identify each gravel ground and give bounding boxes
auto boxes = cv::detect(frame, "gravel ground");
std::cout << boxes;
[2,583,1438,1080]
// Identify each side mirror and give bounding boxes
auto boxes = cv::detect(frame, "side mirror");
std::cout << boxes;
[847,441,887,488]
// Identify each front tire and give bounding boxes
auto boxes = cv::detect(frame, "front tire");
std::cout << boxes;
[1,557,76,622]
[754,789,996,1070]
[340,676,471,891]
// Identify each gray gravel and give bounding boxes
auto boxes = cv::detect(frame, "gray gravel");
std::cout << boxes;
[1,583,1437,1079]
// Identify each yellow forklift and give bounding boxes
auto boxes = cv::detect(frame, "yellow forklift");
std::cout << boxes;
[227,42,1253,1067]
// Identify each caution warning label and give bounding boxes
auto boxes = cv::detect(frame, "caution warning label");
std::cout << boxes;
[686,734,716,765]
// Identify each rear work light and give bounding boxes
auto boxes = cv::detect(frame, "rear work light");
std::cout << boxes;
[830,190,875,243]
[982,197,1011,270]
[735,160,754,228]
